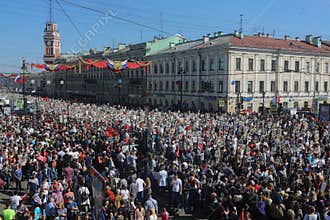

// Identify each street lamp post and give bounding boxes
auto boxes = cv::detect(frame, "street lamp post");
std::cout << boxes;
[178,67,185,111]
[262,90,265,112]
[21,59,27,111]
[236,92,240,114]
[118,78,122,106]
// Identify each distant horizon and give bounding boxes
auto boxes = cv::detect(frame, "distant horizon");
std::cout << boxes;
[0,0,329,72]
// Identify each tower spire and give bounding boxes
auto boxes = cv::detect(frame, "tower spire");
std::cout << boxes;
[49,0,53,22]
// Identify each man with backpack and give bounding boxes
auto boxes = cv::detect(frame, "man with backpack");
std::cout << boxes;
[78,184,90,214]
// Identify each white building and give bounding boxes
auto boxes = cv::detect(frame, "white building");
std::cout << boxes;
[147,32,330,113]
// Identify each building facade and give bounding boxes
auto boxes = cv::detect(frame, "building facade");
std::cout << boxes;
[147,32,330,112]
[48,35,185,106]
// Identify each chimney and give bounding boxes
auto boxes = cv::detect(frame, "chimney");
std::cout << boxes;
[305,35,312,44]
[257,32,263,37]
[312,37,321,47]
[118,43,126,50]
[203,35,209,43]
[284,35,290,40]
[295,37,300,41]
[239,32,244,39]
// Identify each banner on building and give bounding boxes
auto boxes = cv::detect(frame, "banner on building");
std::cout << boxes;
[218,99,225,108]
[14,98,24,110]
[3,107,11,116]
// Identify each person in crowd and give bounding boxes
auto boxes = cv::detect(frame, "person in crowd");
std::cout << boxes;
[0,90,328,220]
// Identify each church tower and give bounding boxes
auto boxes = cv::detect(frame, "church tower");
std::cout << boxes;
[44,0,61,64]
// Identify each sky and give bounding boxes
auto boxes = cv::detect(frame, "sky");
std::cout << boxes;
[0,0,330,73]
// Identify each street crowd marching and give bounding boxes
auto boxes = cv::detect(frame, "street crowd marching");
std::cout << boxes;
[0,90,329,220]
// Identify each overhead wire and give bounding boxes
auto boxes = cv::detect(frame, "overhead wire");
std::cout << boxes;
[55,0,83,38]
[59,0,173,36]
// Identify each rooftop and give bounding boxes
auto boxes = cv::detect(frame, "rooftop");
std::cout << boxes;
[152,33,330,55]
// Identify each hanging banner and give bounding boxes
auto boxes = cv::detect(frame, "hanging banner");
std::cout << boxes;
[4,107,11,116]
[79,58,151,73]
[14,98,24,110]
[218,99,225,108]
[30,63,75,72]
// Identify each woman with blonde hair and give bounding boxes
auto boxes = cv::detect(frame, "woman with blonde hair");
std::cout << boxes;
[149,208,157,220]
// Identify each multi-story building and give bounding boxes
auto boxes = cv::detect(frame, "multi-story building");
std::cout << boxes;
[147,32,330,112]
[49,35,185,106]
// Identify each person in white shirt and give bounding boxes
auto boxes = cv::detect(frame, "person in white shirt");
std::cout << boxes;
[158,168,168,195]
[136,176,145,202]
[10,192,21,210]
[303,206,320,220]
[171,174,182,211]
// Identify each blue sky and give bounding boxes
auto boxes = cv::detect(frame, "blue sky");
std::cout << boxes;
[0,0,329,72]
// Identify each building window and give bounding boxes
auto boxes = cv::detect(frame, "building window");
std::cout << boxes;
[248,58,254,71]
[209,82,214,93]
[209,58,215,71]
[192,80,195,92]
[171,62,175,74]
[304,101,309,108]
[178,61,183,72]
[165,81,169,91]
[271,60,276,71]
[184,81,189,91]
[160,63,163,73]
[148,81,152,90]
[325,81,328,92]
[295,61,300,72]
[294,102,299,109]
[294,81,299,92]
[192,60,196,72]
[325,63,329,73]
[218,58,224,71]
[165,63,169,73]
[153,64,158,74]
[235,81,240,93]
[283,81,288,92]
[306,62,310,73]
[260,59,265,71]
[185,61,189,72]
[284,60,289,72]
[271,81,275,92]
[247,81,253,93]
[259,81,264,92]
[304,81,309,92]
[219,81,223,93]
[236,58,241,71]
[171,81,175,91]
[315,81,319,92]
[201,59,206,71]
[316,62,320,73]
[159,81,163,91]
[154,82,158,91]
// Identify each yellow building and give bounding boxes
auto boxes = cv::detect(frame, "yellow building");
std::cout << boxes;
[147,32,330,113]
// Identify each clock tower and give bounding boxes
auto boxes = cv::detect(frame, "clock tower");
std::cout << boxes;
[43,0,61,64]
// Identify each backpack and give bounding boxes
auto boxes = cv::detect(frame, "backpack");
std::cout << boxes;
[269,204,284,219]
[80,189,88,202]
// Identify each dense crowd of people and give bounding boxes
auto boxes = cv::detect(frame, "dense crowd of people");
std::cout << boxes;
[0,91,329,220]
